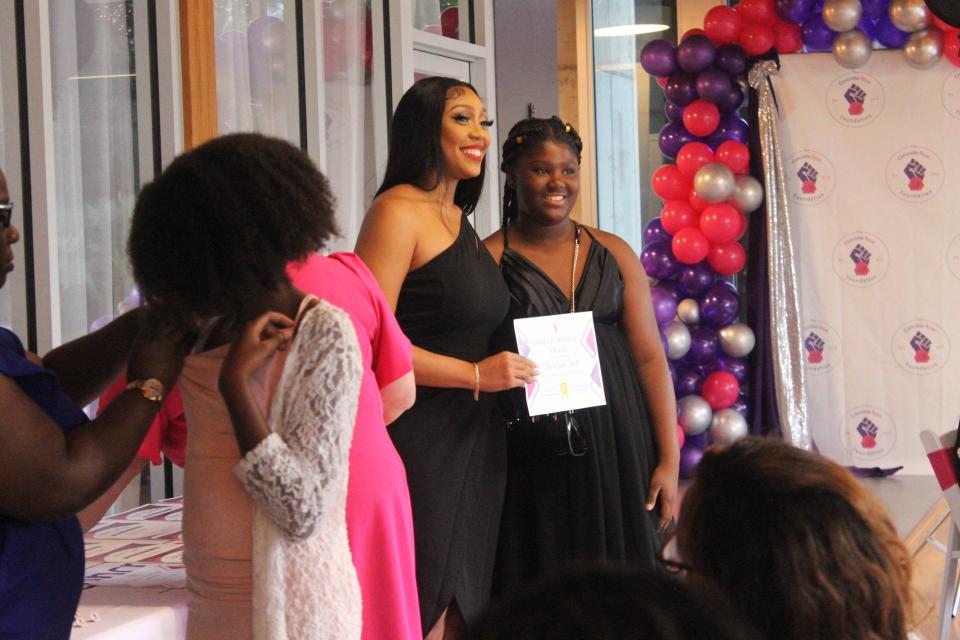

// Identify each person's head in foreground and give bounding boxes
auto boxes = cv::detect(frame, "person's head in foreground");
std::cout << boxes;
[128,132,337,327]
[677,436,912,640]
[463,567,757,640]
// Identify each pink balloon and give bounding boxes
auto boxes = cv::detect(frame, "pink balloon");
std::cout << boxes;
[677,142,716,178]
[699,203,741,244]
[707,241,747,275]
[672,228,711,265]
[677,424,686,450]
[652,164,692,201]
[683,100,721,137]
[702,371,740,409]
[661,200,700,235]
[714,141,750,174]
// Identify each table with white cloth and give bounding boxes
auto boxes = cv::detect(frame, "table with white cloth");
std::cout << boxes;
[71,497,187,639]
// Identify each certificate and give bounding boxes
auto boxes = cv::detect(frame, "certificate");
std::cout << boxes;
[513,311,607,416]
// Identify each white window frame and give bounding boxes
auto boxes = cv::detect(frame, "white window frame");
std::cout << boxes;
[384,0,501,238]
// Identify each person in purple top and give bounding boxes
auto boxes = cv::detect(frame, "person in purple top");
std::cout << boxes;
[0,167,187,639]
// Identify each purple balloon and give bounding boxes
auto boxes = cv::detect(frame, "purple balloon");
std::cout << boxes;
[665,101,684,123]
[777,0,813,23]
[688,327,719,365]
[715,83,745,114]
[700,285,741,328]
[677,35,716,74]
[651,286,679,325]
[643,218,671,246]
[660,330,670,354]
[641,240,680,280]
[716,354,748,383]
[704,115,749,150]
[857,16,879,41]
[695,68,734,104]
[677,262,717,298]
[687,433,708,449]
[680,445,704,479]
[861,0,887,19]
[640,39,678,77]
[664,72,699,107]
[715,44,749,77]
[875,15,908,48]
[675,366,705,396]
[658,122,698,160]
[729,395,750,421]
[812,0,824,11]
[802,15,835,52]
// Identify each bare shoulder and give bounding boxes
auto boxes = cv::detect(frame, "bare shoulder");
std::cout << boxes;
[366,186,431,230]
[483,228,506,264]
[585,226,639,263]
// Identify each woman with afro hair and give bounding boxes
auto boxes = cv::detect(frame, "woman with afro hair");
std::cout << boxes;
[129,132,420,640]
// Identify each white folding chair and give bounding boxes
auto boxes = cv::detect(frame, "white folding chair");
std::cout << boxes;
[920,429,960,640]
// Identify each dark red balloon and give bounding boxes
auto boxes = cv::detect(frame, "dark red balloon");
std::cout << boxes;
[737,0,777,25]
[676,142,715,178]
[739,21,775,56]
[672,228,711,265]
[707,241,747,275]
[945,29,960,68]
[774,20,804,54]
[704,6,743,45]
[702,371,740,409]
[652,164,691,201]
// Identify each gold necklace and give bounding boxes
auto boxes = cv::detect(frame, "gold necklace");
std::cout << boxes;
[570,224,580,313]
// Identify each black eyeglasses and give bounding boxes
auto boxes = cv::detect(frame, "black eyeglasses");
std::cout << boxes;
[0,202,13,228]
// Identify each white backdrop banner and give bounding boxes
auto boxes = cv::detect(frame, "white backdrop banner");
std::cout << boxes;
[772,51,960,474]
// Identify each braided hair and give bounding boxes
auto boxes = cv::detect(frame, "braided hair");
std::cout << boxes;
[500,116,583,227]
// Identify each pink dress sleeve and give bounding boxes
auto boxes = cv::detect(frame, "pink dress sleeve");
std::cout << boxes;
[330,252,413,390]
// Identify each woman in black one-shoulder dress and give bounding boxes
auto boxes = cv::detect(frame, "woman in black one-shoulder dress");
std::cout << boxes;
[355,77,536,638]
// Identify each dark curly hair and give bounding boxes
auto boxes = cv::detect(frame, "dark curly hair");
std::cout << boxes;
[376,76,486,215]
[677,437,912,640]
[499,116,583,226]
[128,133,338,323]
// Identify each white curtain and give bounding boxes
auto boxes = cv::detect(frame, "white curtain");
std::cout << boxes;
[50,0,140,343]
[214,0,374,252]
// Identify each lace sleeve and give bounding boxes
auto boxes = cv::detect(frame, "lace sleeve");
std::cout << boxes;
[234,302,363,540]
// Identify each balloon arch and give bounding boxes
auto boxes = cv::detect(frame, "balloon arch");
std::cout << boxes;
[637,0,959,476]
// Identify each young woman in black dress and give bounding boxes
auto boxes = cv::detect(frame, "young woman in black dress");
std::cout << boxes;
[355,77,536,639]
[484,117,680,596]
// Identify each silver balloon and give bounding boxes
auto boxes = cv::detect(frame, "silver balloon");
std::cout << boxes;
[733,174,764,214]
[823,0,863,33]
[889,0,932,33]
[693,162,736,204]
[710,408,749,444]
[833,29,873,69]
[903,28,944,69]
[677,298,700,326]
[663,320,692,360]
[717,323,756,357]
[678,395,713,436]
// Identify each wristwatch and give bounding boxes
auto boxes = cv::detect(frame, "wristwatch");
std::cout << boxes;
[126,378,165,406]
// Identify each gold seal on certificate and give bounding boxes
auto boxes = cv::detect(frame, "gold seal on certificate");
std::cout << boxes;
[513,311,607,416]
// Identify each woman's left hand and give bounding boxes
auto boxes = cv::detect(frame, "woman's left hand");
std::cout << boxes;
[219,311,295,394]
[646,460,680,531]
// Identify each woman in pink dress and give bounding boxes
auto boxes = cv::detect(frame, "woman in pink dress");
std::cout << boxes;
[127,133,420,639]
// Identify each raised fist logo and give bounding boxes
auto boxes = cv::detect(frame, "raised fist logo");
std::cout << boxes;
[857,417,879,449]
[844,84,866,116]
[849,243,871,276]
[910,331,932,363]
[798,162,819,194]
[804,332,825,364]
[904,159,926,192]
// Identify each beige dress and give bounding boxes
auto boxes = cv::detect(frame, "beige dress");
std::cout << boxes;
[179,298,363,639]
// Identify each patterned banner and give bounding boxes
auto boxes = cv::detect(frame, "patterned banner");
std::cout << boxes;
[772,51,960,474]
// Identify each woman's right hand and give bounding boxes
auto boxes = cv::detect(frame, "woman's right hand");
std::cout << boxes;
[127,309,191,390]
[477,351,538,392]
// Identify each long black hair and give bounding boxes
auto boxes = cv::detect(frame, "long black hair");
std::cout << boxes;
[500,116,583,227]
[376,76,486,215]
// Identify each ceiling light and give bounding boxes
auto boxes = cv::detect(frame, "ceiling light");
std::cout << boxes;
[594,24,670,37]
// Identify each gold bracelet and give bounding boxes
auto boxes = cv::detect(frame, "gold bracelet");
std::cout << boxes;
[473,363,480,401]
